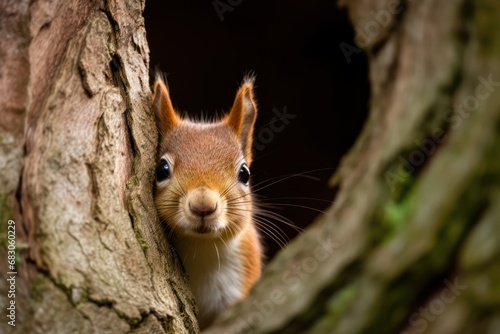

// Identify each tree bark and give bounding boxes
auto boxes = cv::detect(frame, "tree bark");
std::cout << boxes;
[206,0,500,333]
[0,1,198,333]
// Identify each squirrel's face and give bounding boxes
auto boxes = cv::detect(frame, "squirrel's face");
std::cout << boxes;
[155,122,252,239]
[153,77,257,240]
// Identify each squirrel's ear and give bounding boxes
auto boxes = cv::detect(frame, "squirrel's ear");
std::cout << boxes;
[226,77,258,165]
[153,78,179,136]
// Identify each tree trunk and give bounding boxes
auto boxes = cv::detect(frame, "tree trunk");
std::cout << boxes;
[206,0,500,333]
[0,1,198,333]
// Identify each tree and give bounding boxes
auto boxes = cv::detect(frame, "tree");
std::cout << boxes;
[1,1,499,334]
[1,0,197,333]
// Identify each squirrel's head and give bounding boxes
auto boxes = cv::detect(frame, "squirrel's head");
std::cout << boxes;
[153,77,257,240]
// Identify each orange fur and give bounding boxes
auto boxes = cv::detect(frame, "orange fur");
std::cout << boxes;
[239,224,262,295]
[153,79,179,136]
[153,75,262,329]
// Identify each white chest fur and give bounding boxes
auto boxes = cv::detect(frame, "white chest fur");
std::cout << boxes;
[173,236,243,328]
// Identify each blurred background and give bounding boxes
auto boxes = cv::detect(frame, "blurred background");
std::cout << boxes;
[144,0,370,259]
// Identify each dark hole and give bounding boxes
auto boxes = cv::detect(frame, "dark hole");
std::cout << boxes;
[144,0,370,260]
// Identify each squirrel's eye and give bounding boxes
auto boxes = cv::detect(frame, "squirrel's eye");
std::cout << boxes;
[156,160,170,182]
[238,163,250,185]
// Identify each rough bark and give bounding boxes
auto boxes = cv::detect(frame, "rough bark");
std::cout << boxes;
[206,0,500,333]
[0,1,198,333]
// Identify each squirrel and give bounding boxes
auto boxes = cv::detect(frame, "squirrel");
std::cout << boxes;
[152,75,262,329]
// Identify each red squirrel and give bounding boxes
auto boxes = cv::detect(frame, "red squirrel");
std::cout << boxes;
[153,76,262,329]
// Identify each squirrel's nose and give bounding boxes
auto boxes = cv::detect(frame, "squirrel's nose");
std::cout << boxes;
[187,187,219,218]
[189,202,217,217]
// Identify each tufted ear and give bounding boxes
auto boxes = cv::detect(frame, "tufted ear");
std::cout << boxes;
[153,78,179,137]
[225,77,258,165]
